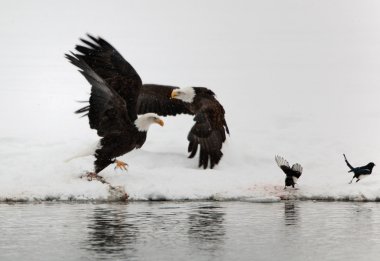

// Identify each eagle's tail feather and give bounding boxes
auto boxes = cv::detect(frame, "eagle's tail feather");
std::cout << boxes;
[64,142,101,163]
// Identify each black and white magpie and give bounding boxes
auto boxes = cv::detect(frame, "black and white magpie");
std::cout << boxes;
[343,154,375,184]
[275,155,303,189]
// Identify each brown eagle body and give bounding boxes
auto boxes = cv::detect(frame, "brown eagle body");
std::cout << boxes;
[94,129,147,173]
[68,34,229,170]
[66,35,163,174]
[138,85,229,169]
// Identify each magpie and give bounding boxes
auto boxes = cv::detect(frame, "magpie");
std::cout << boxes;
[343,154,375,184]
[275,155,303,189]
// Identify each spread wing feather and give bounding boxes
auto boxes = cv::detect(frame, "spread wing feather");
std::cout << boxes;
[65,53,131,137]
[291,163,303,178]
[275,155,302,178]
[275,155,292,175]
[74,34,142,122]
[137,84,193,116]
[137,84,229,169]
[187,103,228,169]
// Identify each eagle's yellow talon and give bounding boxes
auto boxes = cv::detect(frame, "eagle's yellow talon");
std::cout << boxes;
[114,159,128,171]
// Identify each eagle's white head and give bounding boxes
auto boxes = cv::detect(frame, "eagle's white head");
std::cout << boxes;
[134,113,164,132]
[170,87,195,103]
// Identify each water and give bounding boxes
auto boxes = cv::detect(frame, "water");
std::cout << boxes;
[1,201,380,261]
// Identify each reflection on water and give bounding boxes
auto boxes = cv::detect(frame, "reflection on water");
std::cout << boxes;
[85,207,138,259]
[284,201,298,226]
[188,205,225,251]
[1,201,380,261]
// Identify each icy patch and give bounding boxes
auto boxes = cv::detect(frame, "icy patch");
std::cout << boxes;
[240,197,281,203]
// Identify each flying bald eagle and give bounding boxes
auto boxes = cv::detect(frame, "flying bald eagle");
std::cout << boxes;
[71,34,229,169]
[137,84,229,169]
[65,41,164,177]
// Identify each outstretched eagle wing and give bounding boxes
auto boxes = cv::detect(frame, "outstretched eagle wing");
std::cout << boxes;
[187,98,229,169]
[74,34,142,122]
[137,84,193,116]
[66,53,133,137]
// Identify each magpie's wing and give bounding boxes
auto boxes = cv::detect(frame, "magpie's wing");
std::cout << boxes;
[291,163,303,178]
[353,167,371,175]
[275,155,292,175]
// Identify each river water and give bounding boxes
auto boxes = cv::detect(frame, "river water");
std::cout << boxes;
[1,201,380,261]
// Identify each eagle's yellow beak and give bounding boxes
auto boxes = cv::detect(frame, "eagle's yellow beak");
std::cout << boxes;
[171,90,178,99]
[154,118,164,126]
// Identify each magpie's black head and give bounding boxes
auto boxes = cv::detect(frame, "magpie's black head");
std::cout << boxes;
[285,176,294,187]
[368,162,375,169]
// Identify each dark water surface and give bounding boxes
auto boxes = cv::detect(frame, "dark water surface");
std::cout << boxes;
[1,201,380,261]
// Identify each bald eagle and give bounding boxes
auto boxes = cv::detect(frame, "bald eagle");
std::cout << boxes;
[66,42,164,176]
[137,84,229,169]
[71,34,229,169]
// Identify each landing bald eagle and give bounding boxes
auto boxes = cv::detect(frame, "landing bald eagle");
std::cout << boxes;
[72,35,229,169]
[66,42,164,175]
[137,84,229,169]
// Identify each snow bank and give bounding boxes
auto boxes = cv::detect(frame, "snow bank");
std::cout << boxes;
[1,130,380,202]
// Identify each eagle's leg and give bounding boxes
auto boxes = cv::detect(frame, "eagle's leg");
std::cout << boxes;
[114,159,128,171]
[349,176,355,184]
[81,172,107,184]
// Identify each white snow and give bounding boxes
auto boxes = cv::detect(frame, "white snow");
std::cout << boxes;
[1,0,380,201]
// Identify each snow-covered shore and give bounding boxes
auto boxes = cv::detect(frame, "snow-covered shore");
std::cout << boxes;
[1,130,380,202]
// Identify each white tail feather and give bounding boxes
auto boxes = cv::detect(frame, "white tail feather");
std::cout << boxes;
[64,142,101,163]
